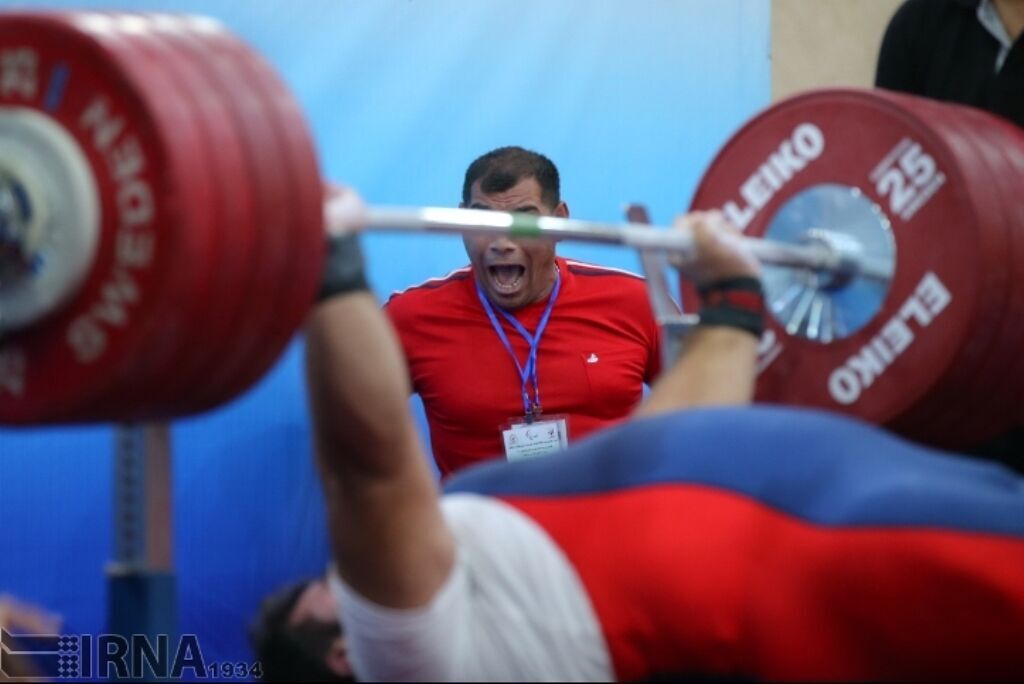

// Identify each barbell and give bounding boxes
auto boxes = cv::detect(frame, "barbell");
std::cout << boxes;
[1,11,1023,452]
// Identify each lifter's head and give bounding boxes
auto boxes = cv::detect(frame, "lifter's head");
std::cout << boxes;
[249,578,354,682]
[460,147,567,310]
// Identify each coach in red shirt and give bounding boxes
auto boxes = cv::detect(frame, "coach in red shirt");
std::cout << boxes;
[386,147,663,475]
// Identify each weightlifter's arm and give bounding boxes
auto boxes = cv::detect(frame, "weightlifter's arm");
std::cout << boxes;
[304,187,455,609]
[638,211,762,416]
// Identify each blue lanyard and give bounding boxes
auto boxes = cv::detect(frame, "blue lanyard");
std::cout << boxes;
[475,270,561,420]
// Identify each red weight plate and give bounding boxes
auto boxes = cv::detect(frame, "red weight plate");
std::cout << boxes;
[208,23,325,405]
[979,119,1024,427]
[178,18,317,409]
[61,12,223,422]
[989,122,1024,425]
[160,18,298,413]
[876,95,1010,445]
[977,118,1024,426]
[900,102,1022,447]
[129,14,261,417]
[689,88,990,430]
[132,16,271,415]
[0,13,195,424]
[954,112,1024,432]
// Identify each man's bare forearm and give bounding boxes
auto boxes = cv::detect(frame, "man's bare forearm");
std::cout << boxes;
[305,292,454,608]
[637,326,758,417]
[305,293,418,478]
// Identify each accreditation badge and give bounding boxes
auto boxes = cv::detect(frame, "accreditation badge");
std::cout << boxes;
[501,415,569,461]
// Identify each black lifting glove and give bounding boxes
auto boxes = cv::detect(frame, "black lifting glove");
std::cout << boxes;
[696,276,765,339]
[317,233,370,302]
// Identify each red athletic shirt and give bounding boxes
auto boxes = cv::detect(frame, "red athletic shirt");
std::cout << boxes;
[385,257,661,475]
[446,407,1024,680]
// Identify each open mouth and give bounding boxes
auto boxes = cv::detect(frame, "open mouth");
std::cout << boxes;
[488,264,526,294]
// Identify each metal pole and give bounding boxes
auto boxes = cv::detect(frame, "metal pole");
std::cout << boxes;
[626,203,698,370]
[107,422,176,675]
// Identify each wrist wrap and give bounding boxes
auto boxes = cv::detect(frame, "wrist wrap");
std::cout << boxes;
[317,233,370,302]
[696,276,765,339]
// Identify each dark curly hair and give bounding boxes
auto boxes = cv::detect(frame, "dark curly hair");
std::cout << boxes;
[248,579,354,682]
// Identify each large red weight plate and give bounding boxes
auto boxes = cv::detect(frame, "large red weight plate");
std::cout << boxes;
[0,13,196,423]
[56,12,225,422]
[989,122,1024,426]
[978,118,1024,427]
[209,22,325,405]
[977,118,1024,427]
[877,96,1011,444]
[689,89,990,430]
[952,112,1024,443]
[898,101,1021,447]
[153,17,297,414]
[133,14,264,417]
[177,19,323,411]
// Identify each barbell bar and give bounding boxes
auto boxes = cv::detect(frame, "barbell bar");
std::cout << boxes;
[354,204,896,284]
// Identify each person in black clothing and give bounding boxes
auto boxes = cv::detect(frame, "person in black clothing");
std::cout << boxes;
[876,0,1024,129]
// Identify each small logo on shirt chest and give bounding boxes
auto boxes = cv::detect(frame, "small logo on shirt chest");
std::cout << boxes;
[586,353,599,364]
